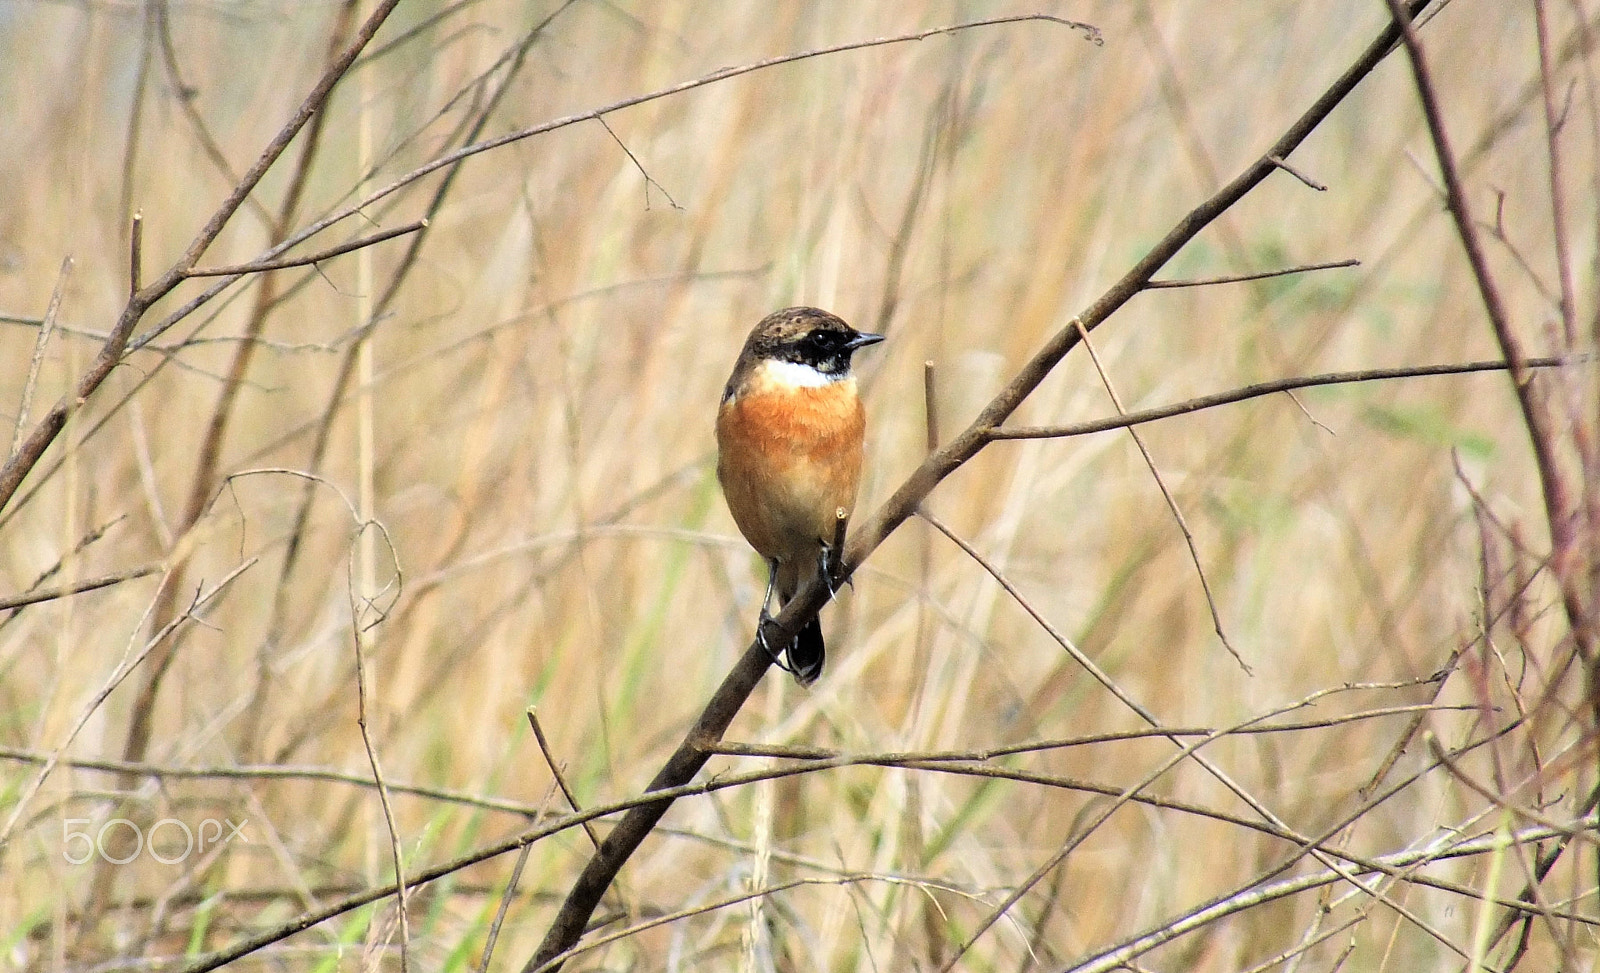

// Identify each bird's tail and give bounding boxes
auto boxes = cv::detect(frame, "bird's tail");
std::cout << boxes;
[788,618,825,686]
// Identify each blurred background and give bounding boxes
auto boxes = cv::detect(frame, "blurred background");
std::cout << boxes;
[0,1,1591,970]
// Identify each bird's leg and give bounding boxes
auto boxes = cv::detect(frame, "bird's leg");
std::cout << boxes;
[756,558,794,673]
[818,540,852,599]
[817,544,838,600]
[758,558,779,620]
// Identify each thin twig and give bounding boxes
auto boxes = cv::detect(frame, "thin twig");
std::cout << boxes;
[182,219,427,277]
[1144,257,1356,288]
[1070,317,1250,673]
[1481,783,1600,965]
[0,563,163,612]
[988,357,1569,440]
[1060,721,1539,973]
[529,874,975,973]
[269,0,577,606]
[125,20,367,780]
[354,0,487,68]
[1238,914,1367,973]
[1426,733,1600,846]
[131,14,1100,354]
[154,0,277,232]
[348,520,409,973]
[167,724,1571,973]
[1266,154,1329,190]
[708,700,1475,760]
[1061,820,1585,973]
[11,257,72,464]
[0,746,546,817]
[1532,0,1580,350]
[943,704,1337,972]
[0,514,130,633]
[0,697,1465,818]
[528,708,601,850]
[921,510,1470,966]
[477,843,533,973]
[128,210,143,298]
[594,117,680,210]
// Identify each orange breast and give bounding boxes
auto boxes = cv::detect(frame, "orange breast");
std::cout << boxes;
[717,379,866,574]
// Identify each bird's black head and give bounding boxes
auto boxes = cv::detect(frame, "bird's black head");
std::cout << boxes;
[745,307,884,376]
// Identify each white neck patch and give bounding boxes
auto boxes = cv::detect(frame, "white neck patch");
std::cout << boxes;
[757,358,838,389]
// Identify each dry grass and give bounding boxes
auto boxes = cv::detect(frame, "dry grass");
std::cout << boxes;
[0,1,1594,971]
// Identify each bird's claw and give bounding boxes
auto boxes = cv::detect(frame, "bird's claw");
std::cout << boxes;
[818,543,851,600]
[756,610,796,675]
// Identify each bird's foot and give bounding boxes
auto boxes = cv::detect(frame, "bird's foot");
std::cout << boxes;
[756,609,797,675]
[818,543,852,600]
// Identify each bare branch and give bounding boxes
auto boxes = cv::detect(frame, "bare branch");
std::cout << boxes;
[1267,153,1329,190]
[166,724,1566,973]
[528,708,601,850]
[595,117,680,210]
[1069,317,1250,673]
[181,218,428,277]
[477,844,534,973]
[0,563,162,612]
[128,210,143,298]
[988,357,1569,441]
[10,256,71,464]
[1063,818,1589,973]
[1381,0,1587,658]
[349,529,409,973]
[922,510,1473,965]
[530,874,974,973]
[1532,0,1580,350]
[1144,257,1357,288]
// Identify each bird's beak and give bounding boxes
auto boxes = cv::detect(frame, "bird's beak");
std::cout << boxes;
[847,331,886,350]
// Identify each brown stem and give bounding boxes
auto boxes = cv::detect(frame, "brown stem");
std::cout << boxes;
[1382,0,1592,661]
[183,219,426,277]
[989,357,1569,441]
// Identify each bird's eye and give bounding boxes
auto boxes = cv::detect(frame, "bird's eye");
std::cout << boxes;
[803,330,843,354]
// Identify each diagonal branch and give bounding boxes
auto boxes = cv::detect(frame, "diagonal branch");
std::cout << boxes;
[1380,0,1587,655]
[181,219,427,277]
[0,563,162,613]
[1069,317,1249,672]
[11,257,72,463]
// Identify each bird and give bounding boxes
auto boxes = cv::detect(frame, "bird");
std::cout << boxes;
[716,306,884,684]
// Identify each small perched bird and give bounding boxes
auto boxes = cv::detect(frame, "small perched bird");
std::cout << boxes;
[717,307,884,684]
